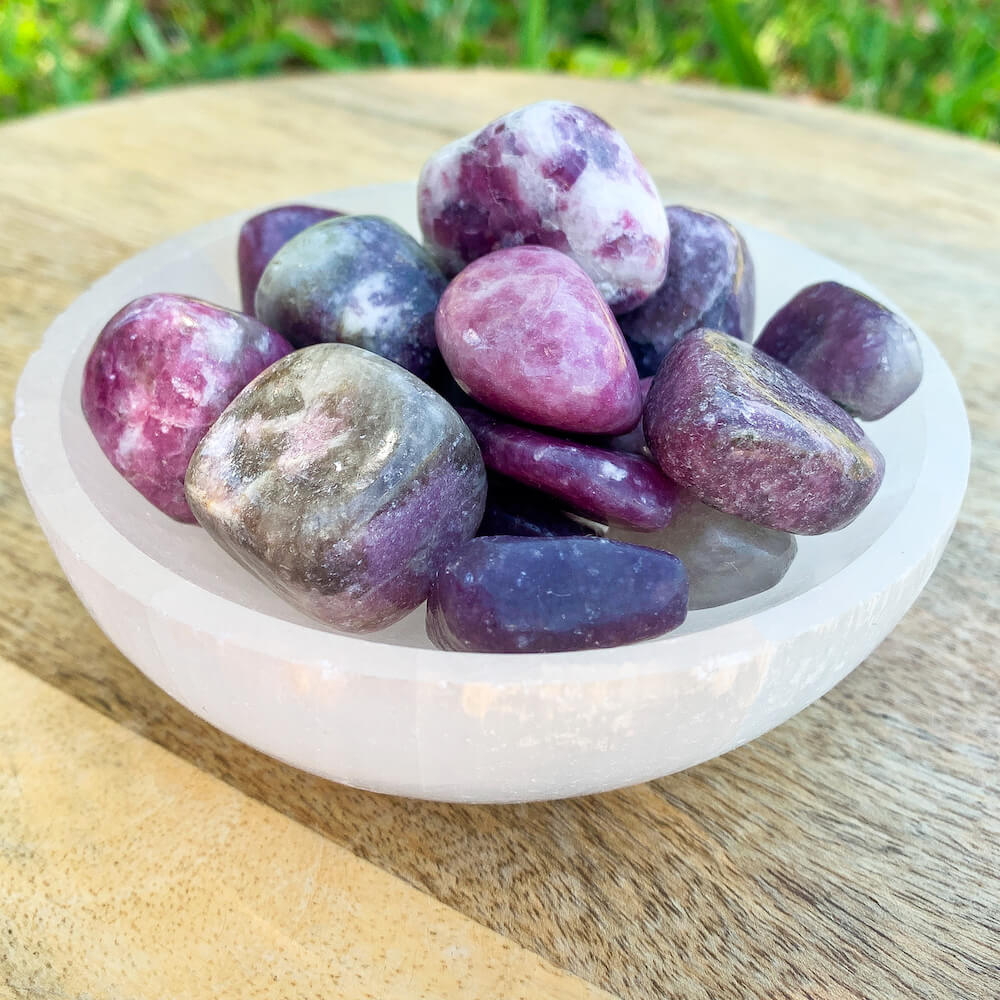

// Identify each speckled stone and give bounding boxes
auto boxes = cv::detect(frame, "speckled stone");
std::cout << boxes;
[185,343,487,633]
[620,205,755,377]
[479,475,597,539]
[755,281,923,420]
[255,215,447,379]
[418,100,668,313]
[611,490,797,609]
[459,408,678,531]
[237,203,342,315]
[436,245,641,434]
[426,536,688,653]
[81,293,292,522]
[643,329,884,534]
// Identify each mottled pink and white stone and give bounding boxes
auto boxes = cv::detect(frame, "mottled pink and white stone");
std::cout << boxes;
[436,245,641,435]
[185,344,487,633]
[418,101,669,313]
[81,293,292,522]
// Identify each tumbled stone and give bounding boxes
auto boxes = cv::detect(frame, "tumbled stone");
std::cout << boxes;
[426,536,688,653]
[611,490,797,609]
[620,205,755,377]
[643,329,884,534]
[237,203,342,315]
[460,408,677,531]
[479,475,597,539]
[418,100,668,313]
[755,281,923,420]
[255,215,447,379]
[185,343,487,633]
[436,245,641,434]
[81,293,292,522]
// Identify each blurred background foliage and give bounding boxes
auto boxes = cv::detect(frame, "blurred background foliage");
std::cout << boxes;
[1,1,997,140]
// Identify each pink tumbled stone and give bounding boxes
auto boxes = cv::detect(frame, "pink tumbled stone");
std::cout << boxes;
[418,100,669,313]
[436,245,641,435]
[81,293,292,522]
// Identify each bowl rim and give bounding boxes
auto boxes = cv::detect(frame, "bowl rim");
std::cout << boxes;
[12,182,971,687]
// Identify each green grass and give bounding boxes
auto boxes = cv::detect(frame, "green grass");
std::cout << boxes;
[1,1,997,140]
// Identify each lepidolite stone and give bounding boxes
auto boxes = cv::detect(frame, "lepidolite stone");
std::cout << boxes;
[185,344,487,633]
[81,293,292,523]
[479,475,597,539]
[620,205,755,377]
[255,215,447,379]
[436,245,641,434]
[644,329,884,534]
[755,281,923,420]
[612,491,797,609]
[460,408,678,531]
[237,203,342,315]
[418,100,668,313]
[426,536,688,653]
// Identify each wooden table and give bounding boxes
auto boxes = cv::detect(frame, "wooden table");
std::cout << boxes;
[1,70,997,1000]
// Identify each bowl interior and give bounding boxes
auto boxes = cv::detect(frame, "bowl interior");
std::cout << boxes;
[57,183,926,651]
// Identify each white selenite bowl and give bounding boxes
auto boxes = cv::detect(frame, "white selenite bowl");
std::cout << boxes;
[13,183,970,803]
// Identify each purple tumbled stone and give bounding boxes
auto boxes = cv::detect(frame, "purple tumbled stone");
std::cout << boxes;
[755,281,923,420]
[643,329,884,534]
[611,490,797,610]
[255,215,447,380]
[479,475,597,539]
[185,344,487,633]
[460,408,678,531]
[81,293,292,523]
[436,245,641,435]
[620,205,755,377]
[426,536,688,653]
[418,100,669,313]
[237,204,343,315]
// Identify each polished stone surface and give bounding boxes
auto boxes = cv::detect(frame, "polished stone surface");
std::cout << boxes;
[426,535,688,652]
[185,343,486,632]
[81,293,292,522]
[611,490,797,609]
[643,329,884,534]
[620,205,755,377]
[460,407,678,531]
[755,280,923,420]
[237,203,342,315]
[418,100,668,312]
[436,245,641,434]
[255,215,446,379]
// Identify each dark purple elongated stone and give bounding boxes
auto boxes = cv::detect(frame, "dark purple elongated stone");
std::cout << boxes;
[237,203,342,315]
[643,329,884,534]
[255,215,447,379]
[426,536,688,653]
[418,100,669,313]
[436,245,641,435]
[81,293,292,522]
[479,475,597,539]
[611,490,797,609]
[185,343,487,633]
[620,205,755,377]
[755,281,923,420]
[459,408,678,531]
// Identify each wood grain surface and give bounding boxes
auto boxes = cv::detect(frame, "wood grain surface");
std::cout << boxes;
[2,70,998,1000]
